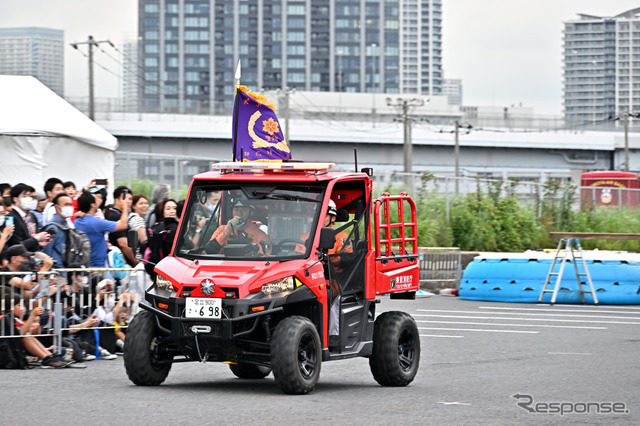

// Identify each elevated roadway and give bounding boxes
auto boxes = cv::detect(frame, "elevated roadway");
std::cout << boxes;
[99,113,640,181]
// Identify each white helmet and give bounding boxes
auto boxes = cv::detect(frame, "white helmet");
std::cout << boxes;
[327,199,337,216]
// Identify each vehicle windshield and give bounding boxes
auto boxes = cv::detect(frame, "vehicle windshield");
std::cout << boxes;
[174,182,324,260]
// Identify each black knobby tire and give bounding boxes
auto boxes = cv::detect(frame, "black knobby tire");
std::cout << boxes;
[229,363,272,379]
[369,311,420,386]
[123,310,172,386]
[270,316,322,394]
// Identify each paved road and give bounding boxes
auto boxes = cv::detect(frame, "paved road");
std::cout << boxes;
[2,295,638,425]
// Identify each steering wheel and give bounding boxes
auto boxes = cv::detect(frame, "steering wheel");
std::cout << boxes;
[276,239,306,254]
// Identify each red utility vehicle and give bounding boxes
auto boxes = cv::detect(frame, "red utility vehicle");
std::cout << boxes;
[124,162,421,394]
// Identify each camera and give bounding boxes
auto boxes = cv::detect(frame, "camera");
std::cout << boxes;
[20,255,43,271]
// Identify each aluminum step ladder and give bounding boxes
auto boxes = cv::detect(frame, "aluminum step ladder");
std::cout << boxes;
[538,238,598,305]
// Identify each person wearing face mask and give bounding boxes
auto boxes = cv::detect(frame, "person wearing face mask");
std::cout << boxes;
[0,183,12,213]
[41,193,76,269]
[6,183,51,252]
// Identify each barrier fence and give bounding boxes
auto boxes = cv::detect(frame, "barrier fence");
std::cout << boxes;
[418,247,461,290]
[0,267,145,362]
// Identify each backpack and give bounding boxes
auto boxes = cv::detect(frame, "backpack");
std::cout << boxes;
[49,222,92,267]
[0,321,28,369]
[108,247,127,280]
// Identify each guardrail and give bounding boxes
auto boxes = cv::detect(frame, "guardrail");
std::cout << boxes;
[418,247,461,291]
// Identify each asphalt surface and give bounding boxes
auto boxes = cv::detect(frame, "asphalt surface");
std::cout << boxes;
[1,295,639,425]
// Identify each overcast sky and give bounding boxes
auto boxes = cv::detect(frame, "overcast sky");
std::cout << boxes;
[1,1,640,116]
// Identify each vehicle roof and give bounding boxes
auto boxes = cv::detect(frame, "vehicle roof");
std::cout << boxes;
[193,162,370,183]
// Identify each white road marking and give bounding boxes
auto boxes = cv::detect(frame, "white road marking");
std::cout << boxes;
[479,306,640,315]
[420,334,464,338]
[415,320,606,330]
[415,309,640,321]
[418,327,538,334]
[538,304,640,310]
[413,313,640,325]
[437,402,471,406]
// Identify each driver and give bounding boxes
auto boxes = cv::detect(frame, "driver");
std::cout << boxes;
[205,198,271,255]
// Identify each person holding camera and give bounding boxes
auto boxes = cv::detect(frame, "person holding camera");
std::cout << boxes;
[0,200,16,256]
[105,186,138,267]
[0,245,55,301]
[74,191,129,267]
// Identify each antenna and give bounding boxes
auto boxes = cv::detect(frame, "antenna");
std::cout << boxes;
[354,148,358,172]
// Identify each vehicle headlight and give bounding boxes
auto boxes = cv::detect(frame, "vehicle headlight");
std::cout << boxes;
[156,275,174,292]
[261,277,295,296]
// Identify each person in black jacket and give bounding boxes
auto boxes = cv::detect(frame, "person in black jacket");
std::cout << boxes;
[145,199,179,279]
[5,183,51,253]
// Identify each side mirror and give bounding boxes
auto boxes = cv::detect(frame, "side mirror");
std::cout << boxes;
[318,227,336,251]
[127,229,139,251]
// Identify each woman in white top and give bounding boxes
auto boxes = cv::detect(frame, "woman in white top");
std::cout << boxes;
[128,194,149,259]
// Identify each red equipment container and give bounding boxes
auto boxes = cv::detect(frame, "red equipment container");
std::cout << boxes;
[580,171,640,207]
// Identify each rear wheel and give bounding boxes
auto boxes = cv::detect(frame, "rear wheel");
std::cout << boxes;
[271,316,321,394]
[229,363,271,379]
[124,310,172,386]
[369,311,420,386]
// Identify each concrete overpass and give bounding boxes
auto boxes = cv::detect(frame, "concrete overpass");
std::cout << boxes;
[98,112,640,186]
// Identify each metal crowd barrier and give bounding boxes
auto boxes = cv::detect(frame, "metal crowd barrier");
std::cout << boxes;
[418,247,462,290]
[0,267,146,358]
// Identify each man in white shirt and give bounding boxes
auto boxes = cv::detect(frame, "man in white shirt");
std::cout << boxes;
[41,177,64,226]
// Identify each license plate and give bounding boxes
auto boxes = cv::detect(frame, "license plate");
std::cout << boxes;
[185,298,222,319]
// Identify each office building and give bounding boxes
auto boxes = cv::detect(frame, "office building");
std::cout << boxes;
[138,0,442,114]
[563,7,640,124]
[442,78,462,106]
[0,27,64,96]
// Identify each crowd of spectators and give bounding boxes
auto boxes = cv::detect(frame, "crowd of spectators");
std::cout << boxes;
[0,178,181,369]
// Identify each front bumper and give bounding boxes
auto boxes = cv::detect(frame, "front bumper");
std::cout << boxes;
[141,285,319,363]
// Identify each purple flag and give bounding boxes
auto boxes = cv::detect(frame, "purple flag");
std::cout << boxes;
[232,86,292,162]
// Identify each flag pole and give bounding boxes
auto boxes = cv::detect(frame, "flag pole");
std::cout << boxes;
[232,61,242,162]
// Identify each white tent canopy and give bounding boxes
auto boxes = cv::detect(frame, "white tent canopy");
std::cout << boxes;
[0,76,118,197]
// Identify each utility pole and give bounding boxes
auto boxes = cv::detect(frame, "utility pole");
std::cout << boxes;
[442,121,472,194]
[387,97,425,193]
[70,35,113,120]
[612,111,640,172]
[277,87,295,148]
[454,121,460,194]
[624,113,629,172]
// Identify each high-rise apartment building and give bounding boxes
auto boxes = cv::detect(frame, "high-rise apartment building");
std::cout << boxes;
[0,27,64,96]
[563,8,640,124]
[122,37,140,112]
[138,0,442,114]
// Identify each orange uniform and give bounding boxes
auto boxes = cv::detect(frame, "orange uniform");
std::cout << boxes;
[210,222,270,254]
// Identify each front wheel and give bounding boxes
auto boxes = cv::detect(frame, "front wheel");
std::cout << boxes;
[229,363,271,379]
[124,310,172,386]
[369,311,420,386]
[271,316,321,394]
